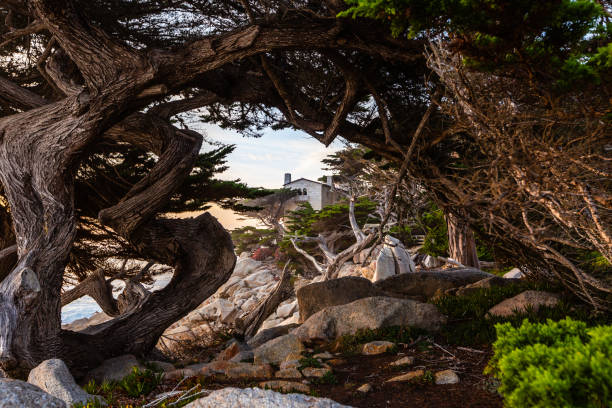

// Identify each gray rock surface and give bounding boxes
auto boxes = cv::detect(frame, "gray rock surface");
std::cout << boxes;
[185,387,352,407]
[253,333,305,364]
[0,379,67,408]
[85,354,144,383]
[248,323,300,349]
[295,296,447,343]
[488,290,560,317]
[28,359,99,406]
[373,247,396,282]
[297,277,384,322]
[374,268,494,300]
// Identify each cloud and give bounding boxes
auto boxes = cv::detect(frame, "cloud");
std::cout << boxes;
[198,123,342,188]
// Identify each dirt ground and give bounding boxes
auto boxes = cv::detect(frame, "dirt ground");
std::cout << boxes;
[107,341,503,407]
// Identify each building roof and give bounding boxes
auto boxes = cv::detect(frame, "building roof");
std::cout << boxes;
[283,177,332,188]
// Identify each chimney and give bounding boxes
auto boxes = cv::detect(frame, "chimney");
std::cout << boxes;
[327,175,334,190]
[284,173,291,185]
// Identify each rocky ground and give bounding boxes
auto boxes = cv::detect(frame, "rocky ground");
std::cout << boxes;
[5,251,561,408]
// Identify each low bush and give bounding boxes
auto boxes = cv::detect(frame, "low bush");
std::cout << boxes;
[430,281,612,345]
[119,366,164,397]
[486,318,612,407]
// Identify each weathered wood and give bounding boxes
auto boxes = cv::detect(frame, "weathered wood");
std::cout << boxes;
[239,261,293,338]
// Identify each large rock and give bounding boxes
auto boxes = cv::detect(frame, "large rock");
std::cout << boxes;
[374,268,494,300]
[385,235,416,275]
[373,247,396,282]
[28,359,99,406]
[232,258,262,277]
[297,277,384,322]
[294,296,447,343]
[248,323,300,349]
[488,290,560,317]
[254,334,305,365]
[0,379,66,408]
[85,354,144,383]
[185,387,352,408]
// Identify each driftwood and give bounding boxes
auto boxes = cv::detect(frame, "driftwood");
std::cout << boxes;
[239,261,293,338]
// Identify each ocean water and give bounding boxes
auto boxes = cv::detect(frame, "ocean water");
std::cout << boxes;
[61,272,174,324]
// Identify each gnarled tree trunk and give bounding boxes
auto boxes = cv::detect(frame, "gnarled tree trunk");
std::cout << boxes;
[446,211,480,269]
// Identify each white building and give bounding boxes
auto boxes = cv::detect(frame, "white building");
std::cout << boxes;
[283,173,342,211]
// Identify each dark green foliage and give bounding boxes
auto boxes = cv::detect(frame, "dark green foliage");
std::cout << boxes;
[298,356,323,369]
[418,202,448,257]
[486,318,612,407]
[230,226,277,254]
[576,250,612,275]
[341,0,611,86]
[285,199,378,237]
[432,283,610,345]
[119,366,164,397]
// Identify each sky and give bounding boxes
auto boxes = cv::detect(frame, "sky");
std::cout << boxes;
[193,122,344,189]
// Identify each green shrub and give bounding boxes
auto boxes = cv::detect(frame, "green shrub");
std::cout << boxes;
[298,356,322,369]
[119,366,164,397]
[486,318,612,408]
[230,226,276,254]
[418,203,448,257]
[430,282,610,345]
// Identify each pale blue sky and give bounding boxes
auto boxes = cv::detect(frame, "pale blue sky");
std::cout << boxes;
[196,123,343,189]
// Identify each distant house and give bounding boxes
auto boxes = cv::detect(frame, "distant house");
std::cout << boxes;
[283,173,342,211]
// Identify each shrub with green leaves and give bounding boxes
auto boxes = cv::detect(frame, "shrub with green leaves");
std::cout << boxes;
[119,366,164,397]
[230,226,276,254]
[486,318,612,407]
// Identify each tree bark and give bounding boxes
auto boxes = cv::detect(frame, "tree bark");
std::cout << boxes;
[446,211,480,269]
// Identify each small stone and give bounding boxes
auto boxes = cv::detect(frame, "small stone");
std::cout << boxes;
[435,370,459,385]
[356,383,372,393]
[327,358,347,367]
[301,367,330,378]
[259,380,310,394]
[386,369,424,383]
[275,368,303,379]
[362,341,395,355]
[280,359,300,370]
[313,352,333,360]
[389,356,414,367]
